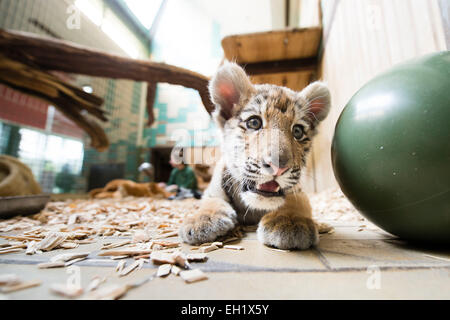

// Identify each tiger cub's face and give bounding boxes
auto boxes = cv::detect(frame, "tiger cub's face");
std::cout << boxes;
[209,63,331,211]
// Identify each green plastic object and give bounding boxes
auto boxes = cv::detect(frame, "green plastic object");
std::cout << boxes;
[331,51,450,244]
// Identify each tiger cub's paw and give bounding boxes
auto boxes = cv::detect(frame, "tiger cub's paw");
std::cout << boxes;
[257,213,318,250]
[179,199,237,245]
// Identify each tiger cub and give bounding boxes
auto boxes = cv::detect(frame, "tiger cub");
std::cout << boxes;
[180,62,331,249]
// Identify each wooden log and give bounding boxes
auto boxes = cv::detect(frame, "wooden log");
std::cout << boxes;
[0,54,109,151]
[146,82,157,126]
[0,29,215,114]
[221,27,322,64]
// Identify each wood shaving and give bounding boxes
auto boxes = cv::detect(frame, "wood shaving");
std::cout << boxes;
[50,252,90,263]
[37,232,68,251]
[37,261,66,269]
[150,251,175,265]
[118,260,141,277]
[0,274,21,286]
[268,247,290,253]
[74,238,96,244]
[211,241,223,248]
[156,264,172,277]
[136,259,145,271]
[98,248,152,257]
[0,244,26,252]
[67,214,79,225]
[179,269,208,283]
[186,253,208,262]
[0,248,23,254]
[110,255,128,260]
[172,251,189,269]
[65,257,86,266]
[316,222,334,234]
[58,242,79,250]
[223,245,244,250]
[50,283,83,298]
[152,240,180,248]
[0,280,41,293]
[132,230,150,243]
[154,230,178,239]
[133,254,150,260]
[171,265,181,276]
[115,260,126,273]
[199,244,218,253]
[0,235,41,241]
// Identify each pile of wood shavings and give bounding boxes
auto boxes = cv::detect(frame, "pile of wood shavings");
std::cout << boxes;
[0,188,373,298]
[0,197,214,298]
[309,188,366,223]
[0,197,199,244]
[0,197,248,299]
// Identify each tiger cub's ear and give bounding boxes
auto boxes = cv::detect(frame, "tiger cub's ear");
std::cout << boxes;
[209,62,254,125]
[298,81,331,125]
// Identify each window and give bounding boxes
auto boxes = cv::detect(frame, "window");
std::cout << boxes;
[124,0,163,29]
[17,128,84,193]
[101,16,140,59]
[75,0,103,26]
[74,0,145,59]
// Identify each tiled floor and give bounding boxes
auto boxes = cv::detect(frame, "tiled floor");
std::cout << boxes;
[1,221,449,299]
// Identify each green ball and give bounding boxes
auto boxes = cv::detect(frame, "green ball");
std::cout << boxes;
[331,52,450,244]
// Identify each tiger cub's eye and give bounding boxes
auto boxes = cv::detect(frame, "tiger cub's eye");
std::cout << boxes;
[292,124,304,140]
[246,116,262,130]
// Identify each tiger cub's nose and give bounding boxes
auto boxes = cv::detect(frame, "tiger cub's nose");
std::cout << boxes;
[262,161,289,177]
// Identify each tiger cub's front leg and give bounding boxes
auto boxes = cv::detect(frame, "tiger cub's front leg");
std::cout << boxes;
[257,193,319,250]
[179,197,237,245]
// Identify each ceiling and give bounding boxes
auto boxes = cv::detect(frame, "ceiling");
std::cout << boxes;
[190,0,287,37]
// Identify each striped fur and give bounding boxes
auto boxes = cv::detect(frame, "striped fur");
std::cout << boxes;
[180,62,331,249]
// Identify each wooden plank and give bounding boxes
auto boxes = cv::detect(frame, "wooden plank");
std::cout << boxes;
[241,57,317,76]
[222,27,322,63]
[250,71,312,91]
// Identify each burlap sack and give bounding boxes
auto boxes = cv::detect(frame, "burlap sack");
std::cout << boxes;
[0,155,42,196]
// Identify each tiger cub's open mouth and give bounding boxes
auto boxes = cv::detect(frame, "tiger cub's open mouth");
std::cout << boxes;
[243,180,284,197]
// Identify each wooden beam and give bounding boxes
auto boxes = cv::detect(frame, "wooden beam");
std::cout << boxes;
[240,57,318,76]
[0,54,109,151]
[146,82,157,126]
[0,29,215,114]
[222,27,322,64]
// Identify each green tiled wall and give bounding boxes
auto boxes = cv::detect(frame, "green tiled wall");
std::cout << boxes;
[0,0,150,191]
[144,0,223,150]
